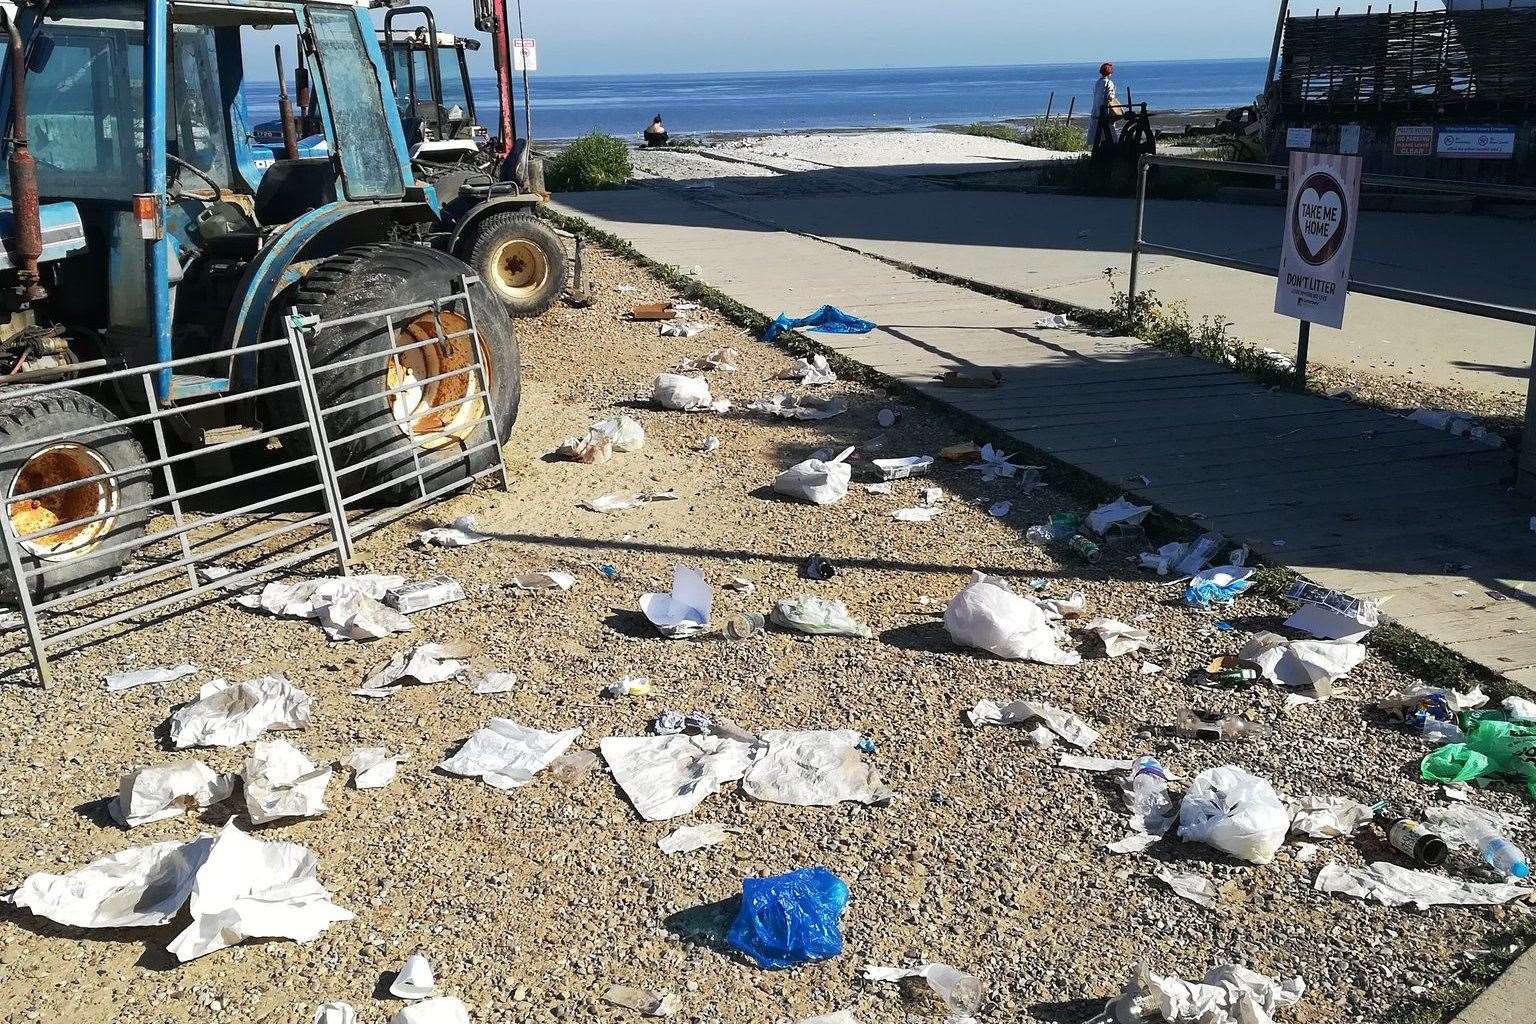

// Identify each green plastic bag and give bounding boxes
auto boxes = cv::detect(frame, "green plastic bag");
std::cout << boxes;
[1421,718,1536,797]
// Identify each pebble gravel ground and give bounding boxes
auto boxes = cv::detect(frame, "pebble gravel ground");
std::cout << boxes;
[0,245,1528,1024]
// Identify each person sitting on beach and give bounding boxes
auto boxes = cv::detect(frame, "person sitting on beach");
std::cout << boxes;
[1088,62,1122,153]
[644,115,669,147]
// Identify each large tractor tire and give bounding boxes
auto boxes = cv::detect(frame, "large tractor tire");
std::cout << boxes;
[280,243,519,500]
[461,212,566,317]
[0,388,151,601]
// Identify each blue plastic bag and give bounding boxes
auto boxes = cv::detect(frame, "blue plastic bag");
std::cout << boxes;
[725,866,849,969]
[762,305,875,343]
[1183,566,1255,608]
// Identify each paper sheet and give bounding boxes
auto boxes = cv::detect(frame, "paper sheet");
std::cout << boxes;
[390,952,436,998]
[240,575,411,640]
[314,1003,357,1024]
[1086,498,1151,535]
[472,671,519,695]
[743,730,892,807]
[169,675,311,749]
[243,738,331,824]
[966,699,1099,749]
[14,837,213,928]
[1155,869,1220,909]
[658,822,736,855]
[105,662,198,693]
[640,565,712,638]
[355,643,473,697]
[601,734,757,821]
[746,394,849,421]
[168,822,353,961]
[112,760,235,828]
[438,720,582,791]
[1315,860,1531,909]
[602,985,680,1017]
[317,591,414,641]
[1239,633,1365,691]
[416,515,492,548]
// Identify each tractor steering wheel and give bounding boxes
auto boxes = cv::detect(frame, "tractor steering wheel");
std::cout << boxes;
[167,153,222,203]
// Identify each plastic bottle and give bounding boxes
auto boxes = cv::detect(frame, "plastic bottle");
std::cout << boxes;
[1175,709,1269,742]
[1461,820,1531,879]
[1124,755,1174,825]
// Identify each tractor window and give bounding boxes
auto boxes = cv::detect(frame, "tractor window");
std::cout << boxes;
[170,26,232,189]
[13,27,137,199]
[308,7,405,201]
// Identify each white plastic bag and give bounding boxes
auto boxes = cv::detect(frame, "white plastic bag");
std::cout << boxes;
[652,373,725,412]
[589,415,646,452]
[1177,765,1290,864]
[944,572,1079,665]
[772,448,853,505]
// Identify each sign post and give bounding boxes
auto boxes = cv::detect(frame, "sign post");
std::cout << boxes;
[1274,151,1363,385]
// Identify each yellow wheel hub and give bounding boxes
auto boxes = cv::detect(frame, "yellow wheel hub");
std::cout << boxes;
[488,238,549,301]
[387,310,492,449]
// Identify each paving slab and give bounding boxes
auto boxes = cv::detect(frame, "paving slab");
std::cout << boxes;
[553,187,1536,685]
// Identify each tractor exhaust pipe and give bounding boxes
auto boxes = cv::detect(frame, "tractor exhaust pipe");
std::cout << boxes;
[274,44,299,160]
[0,6,45,304]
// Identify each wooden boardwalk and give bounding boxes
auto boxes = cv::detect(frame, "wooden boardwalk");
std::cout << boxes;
[554,187,1536,688]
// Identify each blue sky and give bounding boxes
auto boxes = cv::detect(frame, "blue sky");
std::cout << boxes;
[432,0,1287,77]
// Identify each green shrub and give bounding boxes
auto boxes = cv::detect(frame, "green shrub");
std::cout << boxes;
[961,122,1026,144]
[546,133,632,192]
[1023,120,1086,152]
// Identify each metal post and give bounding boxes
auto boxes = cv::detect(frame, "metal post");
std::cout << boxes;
[0,519,51,687]
[1044,91,1055,121]
[1518,327,1536,497]
[1127,158,1151,317]
[1267,1,1290,85]
[286,313,355,568]
[1295,319,1311,388]
[140,373,197,587]
[1065,96,1075,124]
[145,0,170,400]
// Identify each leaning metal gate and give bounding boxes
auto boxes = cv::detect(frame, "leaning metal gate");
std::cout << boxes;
[0,277,508,685]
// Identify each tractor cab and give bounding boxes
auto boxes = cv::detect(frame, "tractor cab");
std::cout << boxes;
[0,0,519,603]
[381,20,489,167]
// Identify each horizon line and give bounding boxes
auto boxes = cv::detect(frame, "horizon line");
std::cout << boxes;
[490,55,1268,82]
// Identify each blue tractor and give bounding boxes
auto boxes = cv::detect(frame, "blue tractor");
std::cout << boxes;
[0,0,520,598]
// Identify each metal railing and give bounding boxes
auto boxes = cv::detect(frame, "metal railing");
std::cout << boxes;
[0,336,349,686]
[0,277,509,685]
[1126,153,1536,495]
[288,275,510,558]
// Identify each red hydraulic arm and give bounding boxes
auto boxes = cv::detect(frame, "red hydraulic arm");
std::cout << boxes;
[477,0,516,162]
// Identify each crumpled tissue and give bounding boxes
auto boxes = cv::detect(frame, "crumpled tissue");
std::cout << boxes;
[944,572,1080,665]
[1083,618,1151,658]
[778,354,837,385]
[1086,498,1151,535]
[1239,632,1365,692]
[112,759,235,828]
[1107,963,1304,1024]
[239,574,412,640]
[1287,794,1374,839]
[602,734,758,821]
[438,720,582,791]
[388,997,471,1024]
[169,675,311,749]
[746,394,849,421]
[343,746,408,789]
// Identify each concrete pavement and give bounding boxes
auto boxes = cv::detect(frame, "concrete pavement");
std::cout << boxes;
[611,174,1536,399]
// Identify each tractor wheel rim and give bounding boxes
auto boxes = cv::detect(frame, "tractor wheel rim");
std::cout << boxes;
[387,309,492,450]
[489,239,549,300]
[7,443,119,558]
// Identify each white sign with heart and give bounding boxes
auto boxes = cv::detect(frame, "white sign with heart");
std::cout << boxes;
[1275,152,1362,331]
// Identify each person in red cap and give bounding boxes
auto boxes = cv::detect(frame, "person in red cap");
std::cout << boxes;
[1088,61,1121,152]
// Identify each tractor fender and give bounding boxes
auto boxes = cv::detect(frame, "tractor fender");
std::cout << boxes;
[223,201,436,390]
[446,194,544,259]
